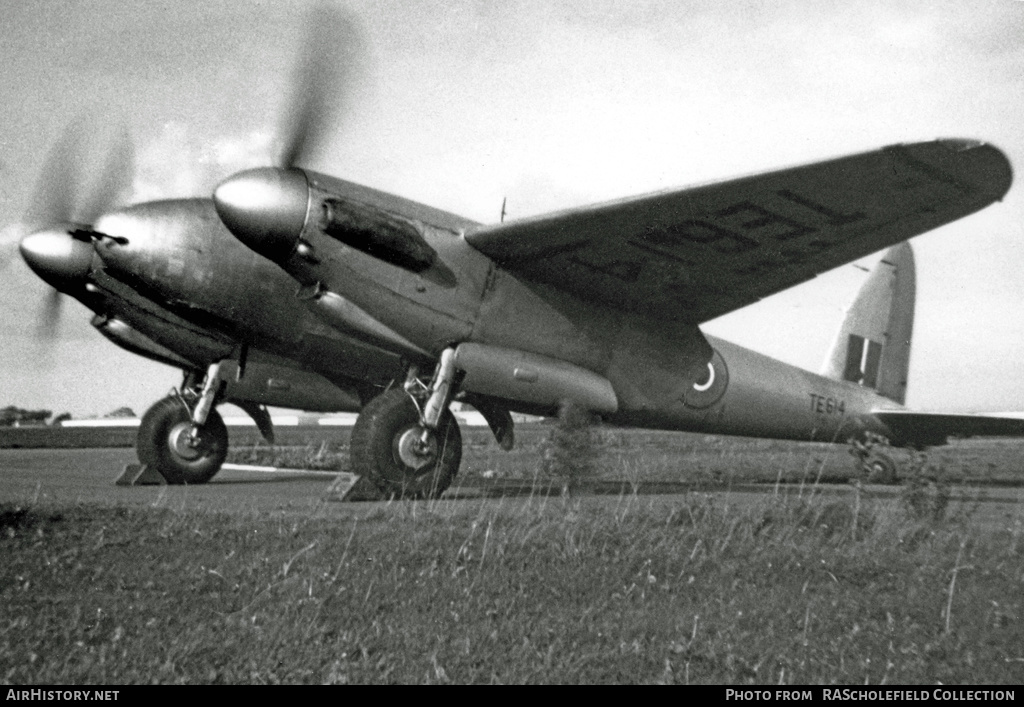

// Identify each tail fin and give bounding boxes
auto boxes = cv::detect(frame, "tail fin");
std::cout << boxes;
[821,242,915,404]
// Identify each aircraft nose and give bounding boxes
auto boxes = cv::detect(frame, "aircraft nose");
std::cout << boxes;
[19,228,93,292]
[213,167,310,262]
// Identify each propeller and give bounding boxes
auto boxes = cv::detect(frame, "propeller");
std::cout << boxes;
[275,2,364,169]
[18,120,134,337]
[81,125,134,225]
[38,288,64,339]
[24,119,86,228]
[213,3,365,259]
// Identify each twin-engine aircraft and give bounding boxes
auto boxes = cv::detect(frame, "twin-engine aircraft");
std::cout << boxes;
[207,139,1018,495]
[16,7,1023,495]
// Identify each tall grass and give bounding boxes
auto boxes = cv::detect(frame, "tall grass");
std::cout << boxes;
[2,489,1021,684]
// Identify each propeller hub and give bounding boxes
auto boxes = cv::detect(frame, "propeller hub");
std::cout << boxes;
[213,167,310,262]
[19,228,94,293]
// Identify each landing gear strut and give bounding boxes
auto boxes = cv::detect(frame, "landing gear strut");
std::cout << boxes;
[137,363,229,485]
[351,349,463,499]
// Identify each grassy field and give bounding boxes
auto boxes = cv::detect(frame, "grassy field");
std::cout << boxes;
[3,426,1023,684]
[226,425,1024,489]
[2,487,1022,684]
[6,420,1024,487]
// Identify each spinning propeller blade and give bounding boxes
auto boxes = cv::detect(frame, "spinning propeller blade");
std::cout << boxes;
[214,4,366,259]
[38,288,63,339]
[276,2,363,169]
[24,119,86,228]
[80,125,135,225]
[18,121,135,337]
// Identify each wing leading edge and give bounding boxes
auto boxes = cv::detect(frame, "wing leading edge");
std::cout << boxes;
[874,410,1024,447]
[466,140,1012,323]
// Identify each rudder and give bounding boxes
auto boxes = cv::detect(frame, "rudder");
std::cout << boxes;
[821,242,915,404]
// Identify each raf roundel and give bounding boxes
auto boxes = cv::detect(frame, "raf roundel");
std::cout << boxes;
[682,349,729,409]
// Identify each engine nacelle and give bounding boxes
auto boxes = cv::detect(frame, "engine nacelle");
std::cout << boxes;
[319,196,436,272]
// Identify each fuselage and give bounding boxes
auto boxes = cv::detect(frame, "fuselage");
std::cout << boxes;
[217,167,901,445]
[621,335,899,441]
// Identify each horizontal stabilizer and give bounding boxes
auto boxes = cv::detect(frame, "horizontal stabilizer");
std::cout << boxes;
[874,410,1024,446]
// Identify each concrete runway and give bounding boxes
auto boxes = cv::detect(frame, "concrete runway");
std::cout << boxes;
[2,448,1024,531]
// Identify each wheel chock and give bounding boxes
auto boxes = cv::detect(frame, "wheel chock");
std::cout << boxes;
[322,472,371,501]
[115,463,168,486]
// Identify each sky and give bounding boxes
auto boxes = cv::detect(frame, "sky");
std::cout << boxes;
[1,0,1023,417]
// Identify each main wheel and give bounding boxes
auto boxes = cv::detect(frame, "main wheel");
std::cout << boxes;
[137,396,229,485]
[350,389,462,499]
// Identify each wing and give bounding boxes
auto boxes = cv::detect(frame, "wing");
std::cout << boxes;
[466,140,1012,323]
[874,410,1024,447]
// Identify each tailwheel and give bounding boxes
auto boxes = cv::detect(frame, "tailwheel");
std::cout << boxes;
[863,452,897,485]
[849,432,899,485]
[350,389,462,499]
[137,396,229,485]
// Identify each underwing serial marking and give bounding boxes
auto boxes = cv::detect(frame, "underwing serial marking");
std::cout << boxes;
[619,190,868,276]
[550,190,870,284]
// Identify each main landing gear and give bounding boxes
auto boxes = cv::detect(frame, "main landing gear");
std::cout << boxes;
[351,349,463,499]
[137,363,229,485]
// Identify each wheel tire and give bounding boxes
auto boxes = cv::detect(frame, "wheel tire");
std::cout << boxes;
[350,389,462,499]
[137,396,228,485]
[864,452,898,485]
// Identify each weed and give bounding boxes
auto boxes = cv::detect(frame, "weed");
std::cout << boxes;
[540,402,598,493]
[0,504,34,532]
[901,452,951,523]
[0,503,61,538]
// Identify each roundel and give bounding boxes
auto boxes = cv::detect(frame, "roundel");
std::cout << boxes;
[682,349,729,409]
